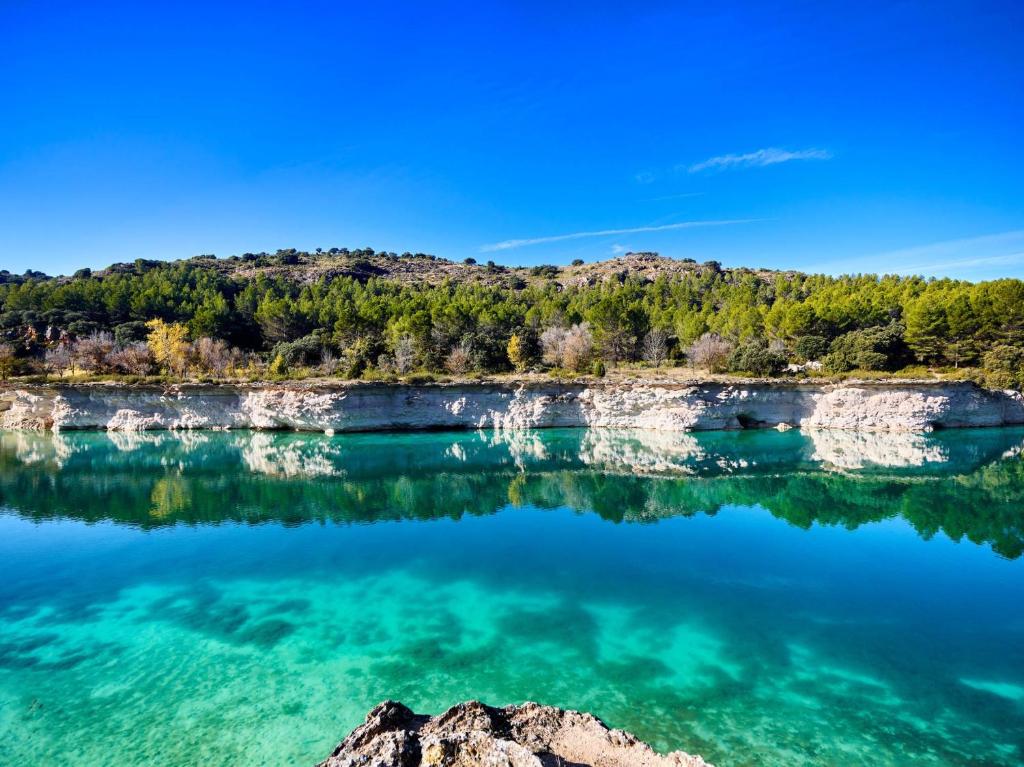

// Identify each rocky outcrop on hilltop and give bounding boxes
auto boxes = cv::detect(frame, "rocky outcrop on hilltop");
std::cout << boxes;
[316,700,710,767]
[84,250,752,289]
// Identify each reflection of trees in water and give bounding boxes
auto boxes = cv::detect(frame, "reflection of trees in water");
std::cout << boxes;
[1,428,1023,558]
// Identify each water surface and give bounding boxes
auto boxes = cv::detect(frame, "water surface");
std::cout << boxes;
[1,428,1022,766]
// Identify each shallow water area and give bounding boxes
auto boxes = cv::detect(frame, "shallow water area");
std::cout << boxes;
[0,427,1022,767]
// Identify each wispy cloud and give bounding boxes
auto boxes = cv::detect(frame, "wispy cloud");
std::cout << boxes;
[688,147,832,173]
[894,251,1024,275]
[480,218,758,253]
[869,230,1024,263]
[638,191,705,203]
[873,230,1024,275]
[809,230,1024,276]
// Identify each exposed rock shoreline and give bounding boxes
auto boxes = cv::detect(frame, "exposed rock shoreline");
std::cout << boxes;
[1,380,1022,433]
[317,700,710,767]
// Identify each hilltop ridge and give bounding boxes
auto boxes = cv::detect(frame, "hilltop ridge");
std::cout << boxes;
[2,249,796,288]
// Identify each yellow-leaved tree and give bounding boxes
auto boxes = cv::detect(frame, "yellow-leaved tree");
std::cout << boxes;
[507,334,528,372]
[146,319,190,378]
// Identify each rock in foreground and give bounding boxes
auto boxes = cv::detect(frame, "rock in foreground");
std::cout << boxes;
[317,700,711,767]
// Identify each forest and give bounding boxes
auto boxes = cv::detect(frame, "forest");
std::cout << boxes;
[1,248,1023,387]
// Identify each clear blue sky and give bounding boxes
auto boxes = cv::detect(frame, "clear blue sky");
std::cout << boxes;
[2,1,1022,278]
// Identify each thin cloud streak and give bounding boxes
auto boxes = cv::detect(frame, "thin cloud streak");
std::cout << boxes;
[867,229,1024,263]
[480,218,759,252]
[688,147,832,173]
[894,251,1024,275]
[638,191,705,203]
[809,230,1024,276]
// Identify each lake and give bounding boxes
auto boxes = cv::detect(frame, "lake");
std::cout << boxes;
[1,427,1022,766]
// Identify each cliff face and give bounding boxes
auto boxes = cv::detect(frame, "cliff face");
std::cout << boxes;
[316,700,709,767]
[1,381,1022,433]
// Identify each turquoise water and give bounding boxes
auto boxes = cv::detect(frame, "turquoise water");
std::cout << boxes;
[1,428,1023,767]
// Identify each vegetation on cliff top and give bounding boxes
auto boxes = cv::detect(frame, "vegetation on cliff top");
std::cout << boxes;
[1,248,1023,387]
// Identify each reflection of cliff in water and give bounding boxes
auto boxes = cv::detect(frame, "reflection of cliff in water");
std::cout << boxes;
[2,428,1024,558]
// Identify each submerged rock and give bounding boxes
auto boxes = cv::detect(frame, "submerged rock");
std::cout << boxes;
[316,700,711,767]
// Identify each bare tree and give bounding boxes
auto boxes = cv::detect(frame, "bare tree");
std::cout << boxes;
[540,326,568,367]
[562,323,594,372]
[194,337,231,377]
[444,340,473,375]
[107,342,155,376]
[393,334,417,374]
[642,328,669,366]
[542,324,593,371]
[73,331,114,373]
[44,344,72,379]
[688,332,733,373]
[597,327,635,364]
[319,347,339,376]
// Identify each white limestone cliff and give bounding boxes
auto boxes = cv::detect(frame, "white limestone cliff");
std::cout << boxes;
[1,380,1022,433]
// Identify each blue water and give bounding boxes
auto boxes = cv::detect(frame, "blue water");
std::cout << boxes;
[0,428,1022,766]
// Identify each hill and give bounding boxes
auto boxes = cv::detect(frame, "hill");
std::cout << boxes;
[3,249,786,289]
[0,247,1022,388]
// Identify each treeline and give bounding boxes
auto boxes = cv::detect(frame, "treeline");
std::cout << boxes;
[2,251,1024,385]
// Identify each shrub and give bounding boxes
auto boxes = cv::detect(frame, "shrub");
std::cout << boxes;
[982,344,1024,389]
[444,341,473,375]
[728,341,786,377]
[591,360,606,377]
[268,354,288,377]
[360,366,396,383]
[822,323,909,373]
[272,334,325,367]
[106,342,155,376]
[793,334,828,362]
[340,337,374,379]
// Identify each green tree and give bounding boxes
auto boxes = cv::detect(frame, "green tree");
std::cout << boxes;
[905,294,949,364]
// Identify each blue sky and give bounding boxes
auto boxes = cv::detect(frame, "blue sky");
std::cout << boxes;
[1,1,1022,278]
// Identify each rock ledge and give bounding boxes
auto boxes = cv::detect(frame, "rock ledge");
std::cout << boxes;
[316,700,711,767]
[4,380,1024,432]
